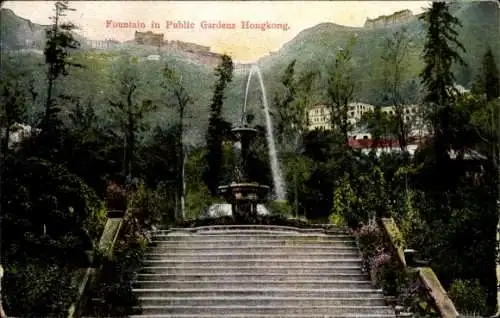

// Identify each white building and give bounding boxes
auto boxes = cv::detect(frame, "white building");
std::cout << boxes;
[307,103,432,139]
[0,123,41,150]
[381,105,430,138]
[307,102,375,131]
[348,102,375,125]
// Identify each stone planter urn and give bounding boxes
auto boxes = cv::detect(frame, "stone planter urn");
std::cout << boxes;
[106,181,127,218]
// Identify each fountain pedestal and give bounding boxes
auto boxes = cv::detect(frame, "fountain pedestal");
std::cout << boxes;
[217,126,270,219]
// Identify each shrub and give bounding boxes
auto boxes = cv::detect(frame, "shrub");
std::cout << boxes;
[3,261,80,317]
[127,183,169,230]
[351,222,384,259]
[268,200,294,217]
[449,279,488,315]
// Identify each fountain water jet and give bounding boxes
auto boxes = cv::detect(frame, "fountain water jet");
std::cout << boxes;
[243,65,286,200]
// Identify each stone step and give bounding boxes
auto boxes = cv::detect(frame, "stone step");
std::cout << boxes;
[148,245,359,253]
[143,252,360,261]
[135,280,373,289]
[138,296,387,307]
[134,228,395,317]
[136,273,370,282]
[140,266,365,275]
[153,234,353,242]
[138,305,395,315]
[150,240,357,247]
[129,315,395,318]
[142,259,362,267]
[132,288,384,298]
[157,226,347,234]
[158,226,344,232]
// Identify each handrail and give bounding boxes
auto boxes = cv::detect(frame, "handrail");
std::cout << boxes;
[67,214,126,318]
[379,217,459,318]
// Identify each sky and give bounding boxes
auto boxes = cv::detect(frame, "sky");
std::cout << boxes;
[3,1,431,62]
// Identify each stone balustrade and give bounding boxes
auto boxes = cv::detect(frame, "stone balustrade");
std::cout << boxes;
[379,217,460,318]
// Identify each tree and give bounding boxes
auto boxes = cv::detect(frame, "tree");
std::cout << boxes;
[274,60,315,152]
[327,36,357,144]
[0,69,27,318]
[204,55,233,196]
[42,0,81,130]
[273,60,316,216]
[472,48,500,102]
[419,2,466,162]
[358,108,398,149]
[381,28,412,151]
[163,64,193,220]
[108,57,156,183]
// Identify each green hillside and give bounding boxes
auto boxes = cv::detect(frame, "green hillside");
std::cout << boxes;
[1,1,498,145]
[257,1,499,105]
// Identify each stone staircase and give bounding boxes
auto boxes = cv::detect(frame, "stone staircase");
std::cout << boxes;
[131,225,396,317]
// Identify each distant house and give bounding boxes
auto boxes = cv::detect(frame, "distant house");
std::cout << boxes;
[307,102,375,131]
[0,123,41,150]
[146,54,161,61]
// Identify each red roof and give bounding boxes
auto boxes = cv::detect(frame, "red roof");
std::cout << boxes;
[348,136,429,149]
[348,138,400,149]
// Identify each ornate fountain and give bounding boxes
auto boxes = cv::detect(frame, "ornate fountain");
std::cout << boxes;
[216,115,270,219]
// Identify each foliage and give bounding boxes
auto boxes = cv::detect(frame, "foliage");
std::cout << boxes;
[326,36,357,142]
[419,1,466,162]
[273,59,312,152]
[127,183,169,229]
[108,55,157,181]
[351,223,384,260]
[83,184,167,316]
[331,174,358,227]
[204,54,234,195]
[282,153,313,217]
[3,261,81,317]
[42,0,82,130]
[449,279,488,315]
[380,27,414,150]
[83,215,148,316]
[267,200,293,217]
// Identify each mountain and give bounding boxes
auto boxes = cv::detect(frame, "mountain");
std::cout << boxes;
[1,2,498,143]
[256,1,500,105]
[0,8,89,50]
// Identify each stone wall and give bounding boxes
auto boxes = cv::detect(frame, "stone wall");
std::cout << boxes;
[364,9,413,29]
[168,40,210,52]
[134,30,164,46]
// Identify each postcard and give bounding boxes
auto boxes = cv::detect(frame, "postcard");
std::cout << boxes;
[1,1,499,317]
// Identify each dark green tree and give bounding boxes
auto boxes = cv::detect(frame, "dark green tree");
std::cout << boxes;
[42,0,81,130]
[108,57,156,183]
[381,28,412,151]
[163,64,193,220]
[327,36,356,144]
[419,1,466,162]
[204,55,233,196]
[472,48,500,102]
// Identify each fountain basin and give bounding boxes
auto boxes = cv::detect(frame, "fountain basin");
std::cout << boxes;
[231,127,258,137]
[206,203,270,217]
[218,183,270,203]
